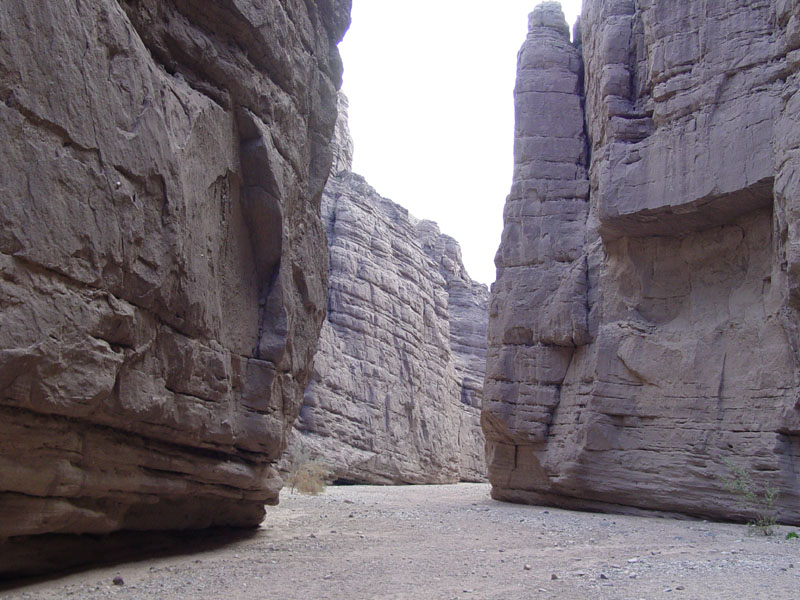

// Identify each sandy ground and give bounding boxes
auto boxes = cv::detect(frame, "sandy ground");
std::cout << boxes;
[3,483,800,599]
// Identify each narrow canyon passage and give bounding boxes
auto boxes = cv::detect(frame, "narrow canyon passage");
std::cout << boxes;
[3,0,800,584]
[5,484,798,600]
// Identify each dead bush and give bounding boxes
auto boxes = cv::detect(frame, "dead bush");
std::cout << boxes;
[286,449,332,495]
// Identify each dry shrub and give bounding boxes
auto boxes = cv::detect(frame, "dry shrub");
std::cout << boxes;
[286,449,332,495]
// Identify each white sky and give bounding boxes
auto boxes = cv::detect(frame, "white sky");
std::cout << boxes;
[338,1,583,286]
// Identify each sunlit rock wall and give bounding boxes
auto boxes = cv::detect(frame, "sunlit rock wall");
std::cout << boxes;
[416,221,490,481]
[0,0,350,574]
[330,92,354,175]
[290,122,488,483]
[484,0,800,522]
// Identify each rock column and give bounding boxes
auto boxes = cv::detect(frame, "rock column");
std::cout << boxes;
[483,2,590,499]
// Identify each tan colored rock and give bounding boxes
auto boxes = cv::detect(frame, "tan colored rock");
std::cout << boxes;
[0,0,350,574]
[484,0,800,523]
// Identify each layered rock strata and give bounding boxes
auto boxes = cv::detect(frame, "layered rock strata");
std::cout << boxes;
[416,222,490,480]
[289,112,488,482]
[330,93,354,176]
[0,0,349,573]
[484,0,800,522]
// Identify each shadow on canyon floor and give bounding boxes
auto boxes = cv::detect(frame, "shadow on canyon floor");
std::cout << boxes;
[0,527,260,587]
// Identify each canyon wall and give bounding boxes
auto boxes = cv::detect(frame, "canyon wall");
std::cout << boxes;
[289,101,488,483]
[484,0,800,522]
[417,220,490,480]
[0,0,350,574]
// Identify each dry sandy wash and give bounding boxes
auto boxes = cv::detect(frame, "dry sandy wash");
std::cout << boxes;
[3,484,800,599]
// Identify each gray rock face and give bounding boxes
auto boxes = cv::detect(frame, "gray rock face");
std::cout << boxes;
[290,166,488,483]
[330,92,354,175]
[485,0,800,522]
[416,221,490,480]
[0,0,349,573]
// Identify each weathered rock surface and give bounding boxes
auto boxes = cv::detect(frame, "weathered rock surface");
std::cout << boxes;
[289,103,488,482]
[484,0,800,522]
[0,0,349,574]
[330,93,354,175]
[416,221,490,480]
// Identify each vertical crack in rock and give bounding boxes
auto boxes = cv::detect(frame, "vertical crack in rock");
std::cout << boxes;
[0,0,351,576]
[485,0,800,523]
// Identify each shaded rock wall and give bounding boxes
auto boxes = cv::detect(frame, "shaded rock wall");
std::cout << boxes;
[0,0,349,572]
[484,0,800,522]
[290,114,488,482]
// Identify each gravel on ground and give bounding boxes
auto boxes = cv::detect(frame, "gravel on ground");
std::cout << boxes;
[3,483,800,599]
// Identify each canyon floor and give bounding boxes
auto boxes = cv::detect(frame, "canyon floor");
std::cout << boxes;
[3,483,800,599]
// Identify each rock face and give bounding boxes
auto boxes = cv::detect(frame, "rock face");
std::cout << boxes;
[416,221,490,480]
[330,93,354,175]
[0,0,350,572]
[484,0,800,522]
[289,104,488,482]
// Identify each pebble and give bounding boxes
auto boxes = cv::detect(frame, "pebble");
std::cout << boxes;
[551,573,558,580]
[112,577,124,586]
[524,564,532,571]
[599,573,609,580]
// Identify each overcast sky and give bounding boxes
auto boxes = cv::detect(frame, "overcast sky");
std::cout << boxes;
[338,1,583,286]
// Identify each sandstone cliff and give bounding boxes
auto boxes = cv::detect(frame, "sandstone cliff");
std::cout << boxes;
[288,100,488,483]
[0,0,349,574]
[484,0,800,522]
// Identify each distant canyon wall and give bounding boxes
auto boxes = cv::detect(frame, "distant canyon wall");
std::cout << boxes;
[0,0,350,574]
[289,98,488,483]
[484,0,800,522]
